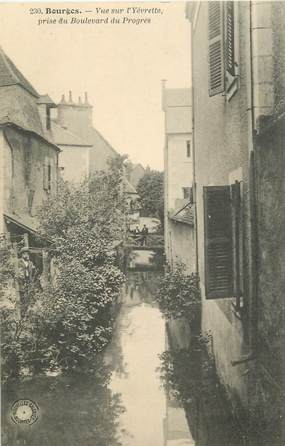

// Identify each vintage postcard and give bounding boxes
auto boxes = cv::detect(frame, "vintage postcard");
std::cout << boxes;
[0,1,284,445]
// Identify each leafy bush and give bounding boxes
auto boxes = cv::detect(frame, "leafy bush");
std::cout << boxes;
[155,262,200,320]
[158,333,215,406]
[1,156,126,380]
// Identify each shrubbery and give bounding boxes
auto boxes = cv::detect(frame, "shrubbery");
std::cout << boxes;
[155,262,200,320]
[158,333,215,407]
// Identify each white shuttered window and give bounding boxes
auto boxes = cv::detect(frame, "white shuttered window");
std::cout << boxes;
[208,1,225,97]
[208,1,236,97]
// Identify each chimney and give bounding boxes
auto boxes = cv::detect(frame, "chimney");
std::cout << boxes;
[84,92,89,105]
[68,91,73,103]
[57,91,93,136]
[60,94,66,104]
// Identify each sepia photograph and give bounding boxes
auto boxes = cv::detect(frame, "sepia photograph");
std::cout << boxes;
[0,1,284,445]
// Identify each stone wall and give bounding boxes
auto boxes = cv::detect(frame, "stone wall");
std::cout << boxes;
[255,117,285,379]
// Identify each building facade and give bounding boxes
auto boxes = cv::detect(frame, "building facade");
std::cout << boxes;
[162,85,195,272]
[54,91,120,182]
[54,91,141,219]
[186,0,285,430]
[0,48,59,242]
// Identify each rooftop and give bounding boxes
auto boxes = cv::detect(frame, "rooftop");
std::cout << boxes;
[170,201,194,226]
[0,47,39,98]
[52,121,92,147]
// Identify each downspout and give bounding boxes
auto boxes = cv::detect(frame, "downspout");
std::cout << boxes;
[247,0,258,357]
[232,0,259,366]
[189,21,199,275]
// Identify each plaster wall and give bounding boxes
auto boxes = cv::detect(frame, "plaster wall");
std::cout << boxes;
[166,134,192,211]
[59,145,90,183]
[192,1,252,407]
[166,219,196,274]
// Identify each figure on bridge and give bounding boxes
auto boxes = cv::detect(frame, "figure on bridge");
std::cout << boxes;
[133,226,140,235]
[141,224,149,246]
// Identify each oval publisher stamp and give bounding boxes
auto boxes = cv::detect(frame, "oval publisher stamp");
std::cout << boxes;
[11,399,39,425]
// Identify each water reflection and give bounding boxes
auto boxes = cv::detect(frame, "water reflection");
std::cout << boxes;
[107,268,166,446]
[159,322,246,446]
[2,361,125,446]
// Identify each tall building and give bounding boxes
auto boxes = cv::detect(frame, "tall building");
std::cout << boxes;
[162,84,195,271]
[186,0,285,430]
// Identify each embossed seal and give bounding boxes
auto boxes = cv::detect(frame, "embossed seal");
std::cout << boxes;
[11,399,39,425]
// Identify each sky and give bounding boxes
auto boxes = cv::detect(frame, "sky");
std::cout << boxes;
[0,2,191,170]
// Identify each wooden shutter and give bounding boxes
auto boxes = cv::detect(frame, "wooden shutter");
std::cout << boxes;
[225,1,235,76]
[208,1,225,97]
[204,186,234,298]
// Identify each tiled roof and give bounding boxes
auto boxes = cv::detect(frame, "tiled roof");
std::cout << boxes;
[163,88,192,108]
[0,47,39,97]
[52,121,92,147]
[0,85,60,150]
[170,202,194,226]
[4,212,39,233]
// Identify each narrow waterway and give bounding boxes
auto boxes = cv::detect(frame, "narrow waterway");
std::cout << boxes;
[2,250,193,446]
[105,260,193,446]
[106,272,166,445]
[2,249,246,446]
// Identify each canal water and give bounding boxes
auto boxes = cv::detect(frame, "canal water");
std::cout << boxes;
[2,250,244,446]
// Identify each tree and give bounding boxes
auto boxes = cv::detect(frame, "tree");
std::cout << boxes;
[136,169,164,222]
[1,155,126,379]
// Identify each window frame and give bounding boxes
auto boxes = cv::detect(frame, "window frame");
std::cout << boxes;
[182,186,193,202]
[43,158,52,193]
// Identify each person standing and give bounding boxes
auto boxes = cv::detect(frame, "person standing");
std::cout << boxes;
[141,224,149,246]
[18,247,37,316]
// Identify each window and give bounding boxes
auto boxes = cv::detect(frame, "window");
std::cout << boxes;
[186,140,191,158]
[208,1,237,98]
[203,183,242,299]
[24,146,32,185]
[46,106,51,130]
[48,164,51,190]
[182,187,193,203]
[27,189,35,215]
[43,159,52,192]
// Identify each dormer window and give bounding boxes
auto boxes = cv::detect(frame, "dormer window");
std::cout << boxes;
[37,94,56,131]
